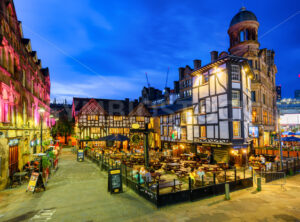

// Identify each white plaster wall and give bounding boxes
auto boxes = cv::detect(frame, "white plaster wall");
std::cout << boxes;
[219,108,228,119]
[199,85,209,99]
[198,115,205,124]
[211,96,217,112]
[210,75,215,95]
[206,98,211,113]
[219,121,229,139]
[216,72,227,94]
[207,125,214,138]
[193,87,199,104]
[218,94,227,107]
[194,125,199,138]
[233,108,241,119]
[215,125,219,139]
[207,113,218,124]
[187,126,193,141]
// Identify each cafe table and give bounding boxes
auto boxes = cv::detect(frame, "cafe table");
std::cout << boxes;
[13,172,28,185]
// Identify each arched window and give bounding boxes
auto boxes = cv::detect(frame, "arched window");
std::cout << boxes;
[240,30,245,42]
[245,29,249,40]
[2,48,7,69]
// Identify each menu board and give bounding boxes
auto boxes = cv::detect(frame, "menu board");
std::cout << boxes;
[108,169,122,194]
[77,149,84,162]
[27,172,39,192]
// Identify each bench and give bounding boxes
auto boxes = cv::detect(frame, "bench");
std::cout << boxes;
[158,180,182,192]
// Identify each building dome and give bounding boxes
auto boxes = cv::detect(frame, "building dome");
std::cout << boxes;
[230,7,257,27]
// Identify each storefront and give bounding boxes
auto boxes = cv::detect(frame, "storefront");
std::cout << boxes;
[8,139,20,177]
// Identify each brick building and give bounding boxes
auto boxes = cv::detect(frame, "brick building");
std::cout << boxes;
[0,0,51,189]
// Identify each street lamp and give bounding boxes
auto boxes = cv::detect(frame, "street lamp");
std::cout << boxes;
[38,107,45,153]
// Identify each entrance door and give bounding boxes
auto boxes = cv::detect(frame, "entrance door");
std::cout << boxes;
[9,145,19,176]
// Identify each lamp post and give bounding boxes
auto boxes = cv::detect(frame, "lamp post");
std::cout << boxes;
[278,110,283,170]
[38,107,45,153]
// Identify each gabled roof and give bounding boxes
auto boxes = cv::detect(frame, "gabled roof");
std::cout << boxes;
[78,99,107,116]
[73,97,148,116]
[129,103,151,117]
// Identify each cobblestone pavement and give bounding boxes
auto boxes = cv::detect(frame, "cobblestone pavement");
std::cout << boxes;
[0,148,299,222]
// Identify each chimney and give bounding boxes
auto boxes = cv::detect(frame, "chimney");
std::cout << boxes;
[210,51,218,63]
[125,98,129,104]
[179,67,185,80]
[193,60,202,70]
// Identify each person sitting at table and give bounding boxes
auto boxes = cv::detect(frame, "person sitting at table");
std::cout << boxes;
[133,167,144,184]
[189,168,196,185]
[140,167,146,176]
[144,169,152,185]
[249,155,255,162]
[196,167,205,180]
[260,155,266,164]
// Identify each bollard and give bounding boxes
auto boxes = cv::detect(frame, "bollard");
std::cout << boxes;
[257,177,261,191]
[225,183,230,200]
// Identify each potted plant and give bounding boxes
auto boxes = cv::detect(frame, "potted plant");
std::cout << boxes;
[42,156,51,182]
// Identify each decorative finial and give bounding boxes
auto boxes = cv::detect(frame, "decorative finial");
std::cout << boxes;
[240,6,246,11]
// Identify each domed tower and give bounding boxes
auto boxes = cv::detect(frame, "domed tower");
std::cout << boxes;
[228,7,259,56]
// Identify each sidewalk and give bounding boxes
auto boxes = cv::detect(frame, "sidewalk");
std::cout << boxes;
[0,148,299,221]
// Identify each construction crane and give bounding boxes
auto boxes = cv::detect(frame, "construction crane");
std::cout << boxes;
[145,72,150,88]
[165,67,170,89]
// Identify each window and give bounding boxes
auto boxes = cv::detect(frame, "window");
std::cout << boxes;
[255,60,258,69]
[232,90,240,107]
[163,126,168,136]
[263,94,266,105]
[136,116,144,122]
[181,127,187,140]
[181,113,187,125]
[186,111,193,124]
[22,70,26,87]
[231,65,240,81]
[109,128,124,134]
[163,116,168,124]
[114,116,122,121]
[200,126,206,138]
[252,109,257,123]
[204,74,209,84]
[251,91,256,102]
[248,60,253,68]
[233,121,241,138]
[199,100,205,114]
[91,128,100,133]
[240,30,245,42]
[263,111,267,125]
[88,115,98,121]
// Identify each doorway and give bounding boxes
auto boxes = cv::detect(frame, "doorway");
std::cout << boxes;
[9,145,19,176]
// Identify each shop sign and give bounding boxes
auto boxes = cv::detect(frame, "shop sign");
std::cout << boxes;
[199,143,222,148]
[131,135,141,144]
[27,172,45,193]
[233,145,248,149]
[249,126,259,138]
[132,124,140,129]
[8,139,19,146]
[108,168,122,194]
[77,149,84,162]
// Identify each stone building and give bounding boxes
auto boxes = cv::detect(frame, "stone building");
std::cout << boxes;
[228,7,277,147]
[0,0,51,189]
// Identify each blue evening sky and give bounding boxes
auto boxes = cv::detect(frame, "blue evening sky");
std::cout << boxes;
[14,0,300,103]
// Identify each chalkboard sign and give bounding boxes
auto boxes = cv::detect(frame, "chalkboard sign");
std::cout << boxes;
[108,168,122,194]
[77,149,84,162]
[27,172,45,193]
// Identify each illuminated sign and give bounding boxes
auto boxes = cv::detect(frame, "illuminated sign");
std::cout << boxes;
[131,124,140,129]
[249,126,259,138]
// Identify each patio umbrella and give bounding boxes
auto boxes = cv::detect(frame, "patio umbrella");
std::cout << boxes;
[98,134,129,142]
[282,137,300,142]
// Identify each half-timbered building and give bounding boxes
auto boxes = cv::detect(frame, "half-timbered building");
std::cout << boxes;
[72,98,152,149]
[191,55,253,163]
